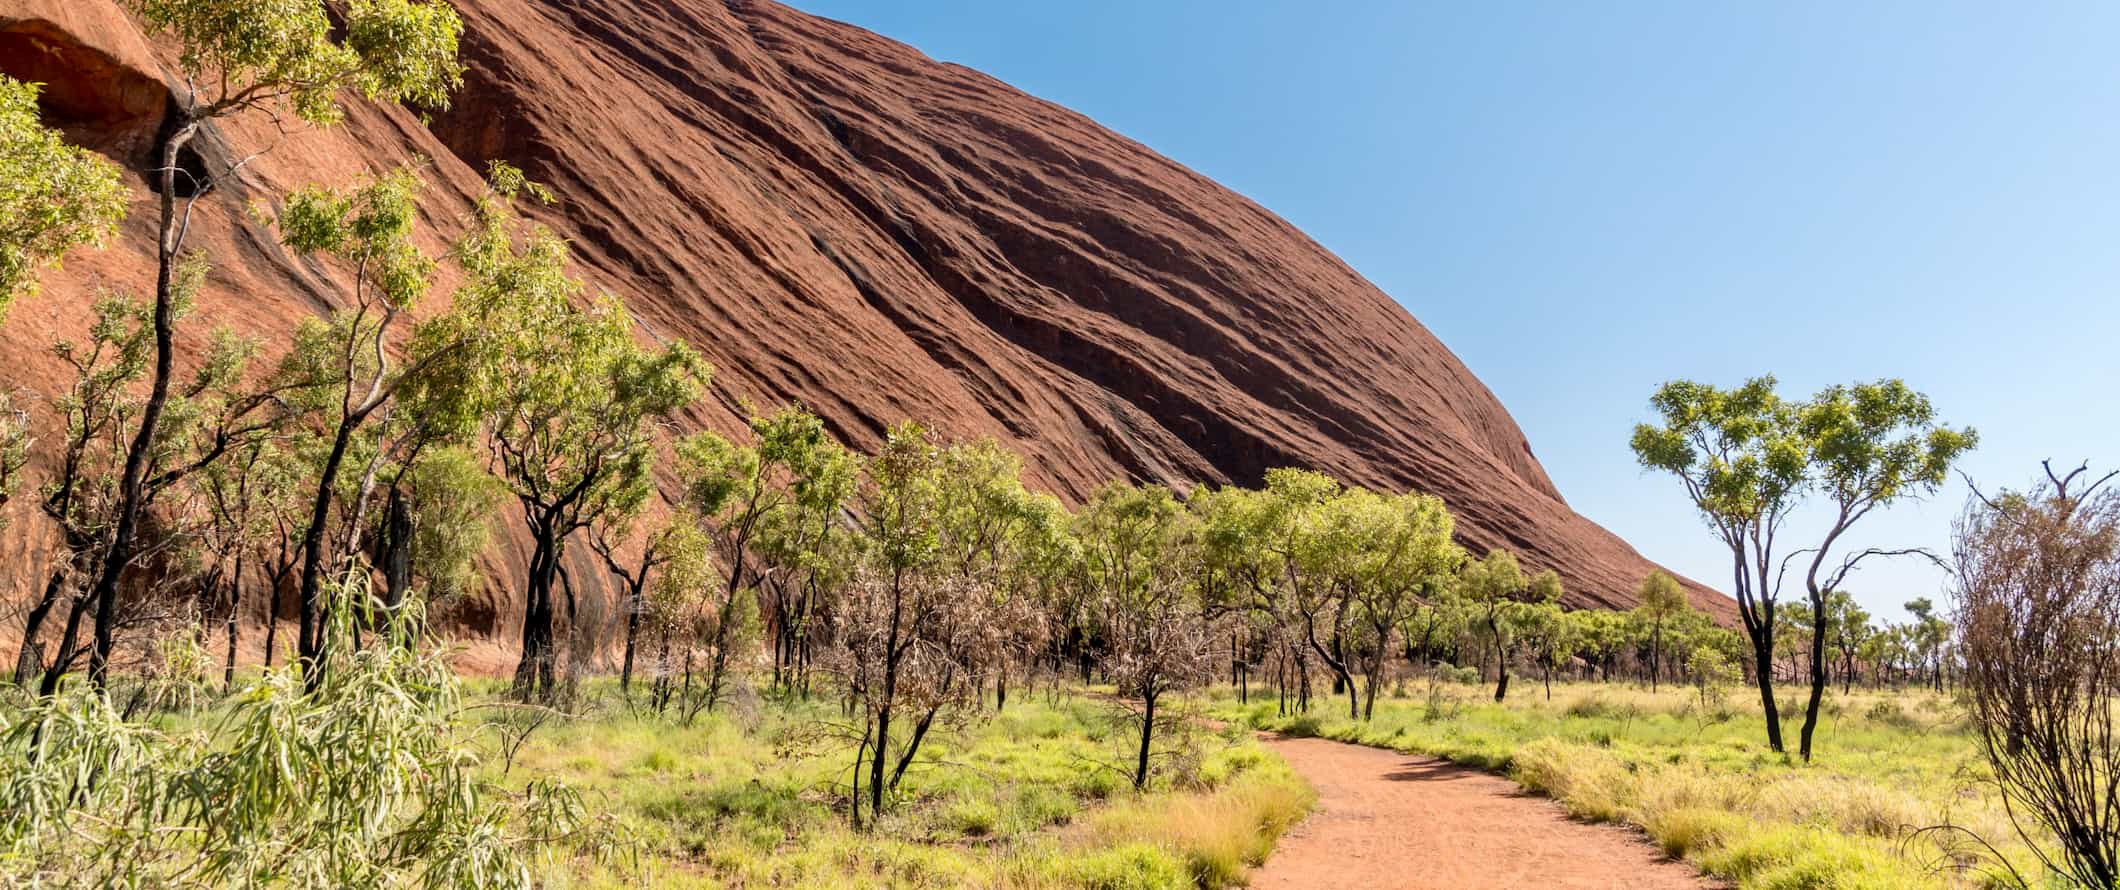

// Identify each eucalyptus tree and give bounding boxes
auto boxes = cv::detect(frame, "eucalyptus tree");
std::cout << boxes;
[1343,490,1460,719]
[85,0,463,688]
[1259,469,1365,715]
[1634,375,1972,758]
[487,295,703,700]
[932,438,1053,708]
[1633,377,1806,749]
[1787,380,1972,759]
[680,406,849,710]
[1,74,125,685]
[642,519,715,715]
[834,421,950,821]
[20,283,282,693]
[1822,590,1871,693]
[590,513,678,697]
[0,75,126,320]
[1460,550,1561,702]
[1633,570,1688,691]
[746,417,859,697]
[270,167,464,671]
[1074,481,1219,789]
[5,294,147,687]
[436,176,705,700]
[1512,599,1573,699]
[1903,596,1951,690]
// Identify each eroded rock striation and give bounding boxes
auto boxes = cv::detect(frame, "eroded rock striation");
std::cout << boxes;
[0,0,1729,631]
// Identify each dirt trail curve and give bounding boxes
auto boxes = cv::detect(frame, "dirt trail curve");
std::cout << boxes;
[1251,736,1718,890]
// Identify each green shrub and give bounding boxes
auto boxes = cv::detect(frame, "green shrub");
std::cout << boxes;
[944,796,1002,837]
[0,578,584,888]
[1072,843,1190,890]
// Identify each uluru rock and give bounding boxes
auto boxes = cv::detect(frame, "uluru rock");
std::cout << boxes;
[0,0,1731,629]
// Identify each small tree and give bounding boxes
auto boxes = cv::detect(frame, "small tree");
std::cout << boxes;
[828,422,962,822]
[1955,462,2119,888]
[270,167,464,674]
[679,406,845,711]
[1076,482,1219,790]
[1633,375,1972,759]
[83,0,463,688]
[1634,570,1687,691]
[1822,590,1872,693]
[1460,549,1556,702]
[431,173,705,701]
[1789,380,1973,759]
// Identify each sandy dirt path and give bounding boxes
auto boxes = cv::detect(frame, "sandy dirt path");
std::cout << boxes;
[1250,735,1716,890]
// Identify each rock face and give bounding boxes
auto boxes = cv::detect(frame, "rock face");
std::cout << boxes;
[0,0,1730,629]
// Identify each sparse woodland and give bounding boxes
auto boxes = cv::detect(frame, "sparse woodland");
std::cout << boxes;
[0,2,2114,889]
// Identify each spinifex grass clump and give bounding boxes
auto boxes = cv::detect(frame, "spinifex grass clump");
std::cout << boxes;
[0,575,586,888]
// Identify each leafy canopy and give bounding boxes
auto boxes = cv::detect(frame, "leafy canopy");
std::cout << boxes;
[0,77,126,320]
[128,0,464,123]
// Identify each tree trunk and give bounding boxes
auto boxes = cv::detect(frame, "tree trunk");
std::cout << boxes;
[39,590,94,697]
[1134,687,1157,790]
[85,122,203,689]
[620,579,643,695]
[1798,589,1831,762]
[223,551,243,691]
[512,525,559,701]
[14,565,71,688]
[379,488,413,610]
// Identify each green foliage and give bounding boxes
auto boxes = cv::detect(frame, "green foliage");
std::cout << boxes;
[0,392,27,530]
[1631,376,1808,540]
[276,166,435,309]
[399,446,505,600]
[127,0,463,124]
[0,577,581,887]
[0,76,126,320]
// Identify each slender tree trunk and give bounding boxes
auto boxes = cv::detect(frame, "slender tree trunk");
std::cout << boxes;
[379,488,413,610]
[223,551,243,691]
[1134,687,1157,790]
[39,590,94,697]
[620,580,643,695]
[1490,617,1510,703]
[1798,589,1831,762]
[14,564,72,688]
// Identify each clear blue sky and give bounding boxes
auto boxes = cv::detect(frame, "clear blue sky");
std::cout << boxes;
[790,0,2120,624]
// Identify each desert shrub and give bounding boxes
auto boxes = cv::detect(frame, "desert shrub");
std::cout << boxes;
[1277,713,1324,738]
[943,796,1002,837]
[1434,664,1481,685]
[1509,738,1636,823]
[1754,774,1922,839]
[1645,806,1746,858]
[1009,784,1079,830]
[1083,760,1313,890]
[1862,699,1920,732]
[1071,843,1191,890]
[1701,825,1929,890]
[1955,465,2120,888]
[0,577,586,888]
[1563,692,1640,721]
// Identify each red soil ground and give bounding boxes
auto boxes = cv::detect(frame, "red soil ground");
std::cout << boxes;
[1253,735,1717,890]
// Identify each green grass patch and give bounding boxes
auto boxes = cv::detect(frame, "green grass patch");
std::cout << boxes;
[491,686,1313,888]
